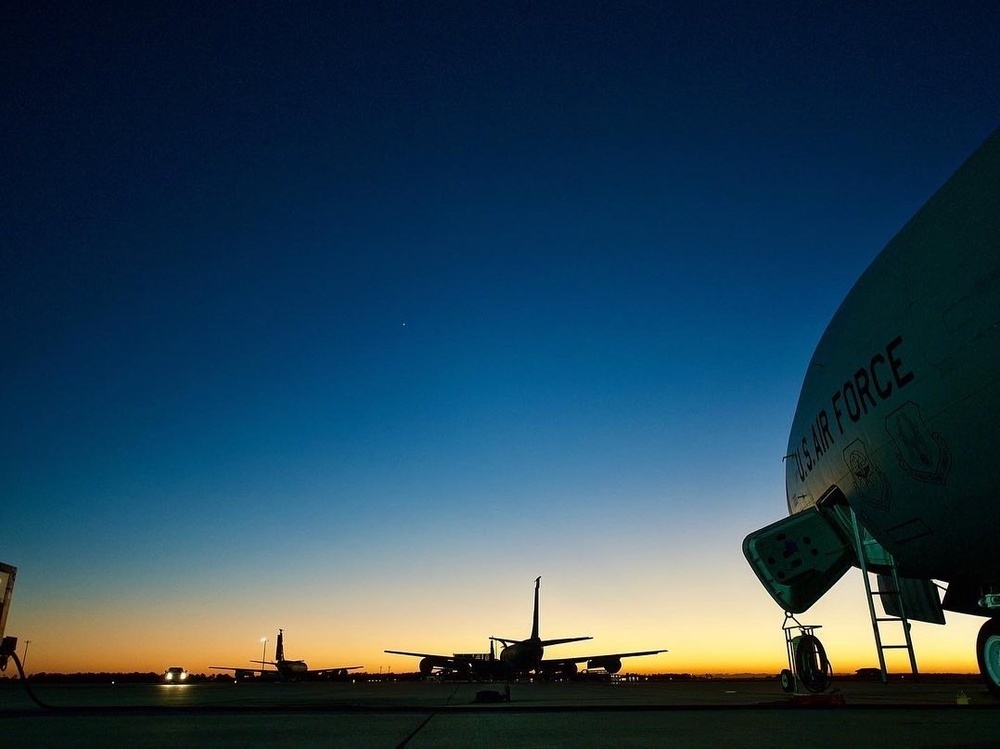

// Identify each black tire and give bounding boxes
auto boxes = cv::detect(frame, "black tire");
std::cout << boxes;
[793,634,832,693]
[779,668,795,693]
[976,618,1000,698]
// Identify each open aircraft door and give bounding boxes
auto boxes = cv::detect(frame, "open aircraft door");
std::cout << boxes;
[742,508,854,614]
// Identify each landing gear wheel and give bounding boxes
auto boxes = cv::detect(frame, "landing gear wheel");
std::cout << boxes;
[976,618,1000,698]
[779,669,795,693]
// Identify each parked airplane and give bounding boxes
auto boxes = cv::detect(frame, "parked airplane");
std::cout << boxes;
[387,577,666,678]
[742,127,1000,694]
[211,628,362,681]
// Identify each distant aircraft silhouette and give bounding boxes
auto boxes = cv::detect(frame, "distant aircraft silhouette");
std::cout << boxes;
[211,629,361,681]
[387,577,665,678]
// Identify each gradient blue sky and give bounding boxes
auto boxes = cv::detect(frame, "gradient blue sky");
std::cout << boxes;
[4,2,999,674]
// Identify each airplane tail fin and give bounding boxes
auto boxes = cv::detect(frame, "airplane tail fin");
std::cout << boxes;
[530,577,540,640]
[275,629,284,662]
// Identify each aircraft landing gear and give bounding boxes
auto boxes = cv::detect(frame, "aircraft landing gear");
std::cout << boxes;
[780,613,833,694]
[976,618,1000,698]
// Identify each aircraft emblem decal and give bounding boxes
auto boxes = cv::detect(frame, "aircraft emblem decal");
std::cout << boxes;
[885,401,952,485]
[843,438,892,511]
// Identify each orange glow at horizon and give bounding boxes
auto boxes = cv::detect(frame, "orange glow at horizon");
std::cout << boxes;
[8,578,985,678]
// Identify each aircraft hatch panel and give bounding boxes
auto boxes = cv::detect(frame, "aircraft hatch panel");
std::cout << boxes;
[743,510,853,613]
[877,573,946,625]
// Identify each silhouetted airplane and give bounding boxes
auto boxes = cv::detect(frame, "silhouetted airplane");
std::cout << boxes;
[387,577,666,678]
[211,629,362,681]
[742,127,1000,695]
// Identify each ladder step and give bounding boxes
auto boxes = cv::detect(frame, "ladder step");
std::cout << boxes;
[850,505,919,677]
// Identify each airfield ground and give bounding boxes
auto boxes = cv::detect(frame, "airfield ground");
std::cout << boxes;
[2,677,997,747]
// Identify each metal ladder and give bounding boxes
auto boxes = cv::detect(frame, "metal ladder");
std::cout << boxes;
[848,508,919,682]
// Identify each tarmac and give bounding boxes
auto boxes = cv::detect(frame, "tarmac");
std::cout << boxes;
[2,677,998,747]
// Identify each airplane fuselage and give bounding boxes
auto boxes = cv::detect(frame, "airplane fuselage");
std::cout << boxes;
[784,132,1000,586]
[498,641,542,672]
[276,659,309,678]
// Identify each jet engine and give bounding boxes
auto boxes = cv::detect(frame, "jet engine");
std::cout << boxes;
[542,662,578,679]
[587,657,623,674]
[418,657,436,675]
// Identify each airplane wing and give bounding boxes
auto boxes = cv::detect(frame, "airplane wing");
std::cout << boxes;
[209,665,271,674]
[384,649,447,658]
[305,665,363,674]
[538,636,593,647]
[540,649,667,674]
[384,649,465,673]
[490,636,592,647]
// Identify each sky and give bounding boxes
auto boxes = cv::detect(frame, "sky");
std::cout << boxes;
[3,2,999,677]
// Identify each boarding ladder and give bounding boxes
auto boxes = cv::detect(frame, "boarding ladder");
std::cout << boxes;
[848,508,919,683]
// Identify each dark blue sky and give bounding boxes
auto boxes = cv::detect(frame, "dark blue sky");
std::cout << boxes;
[3,2,998,672]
